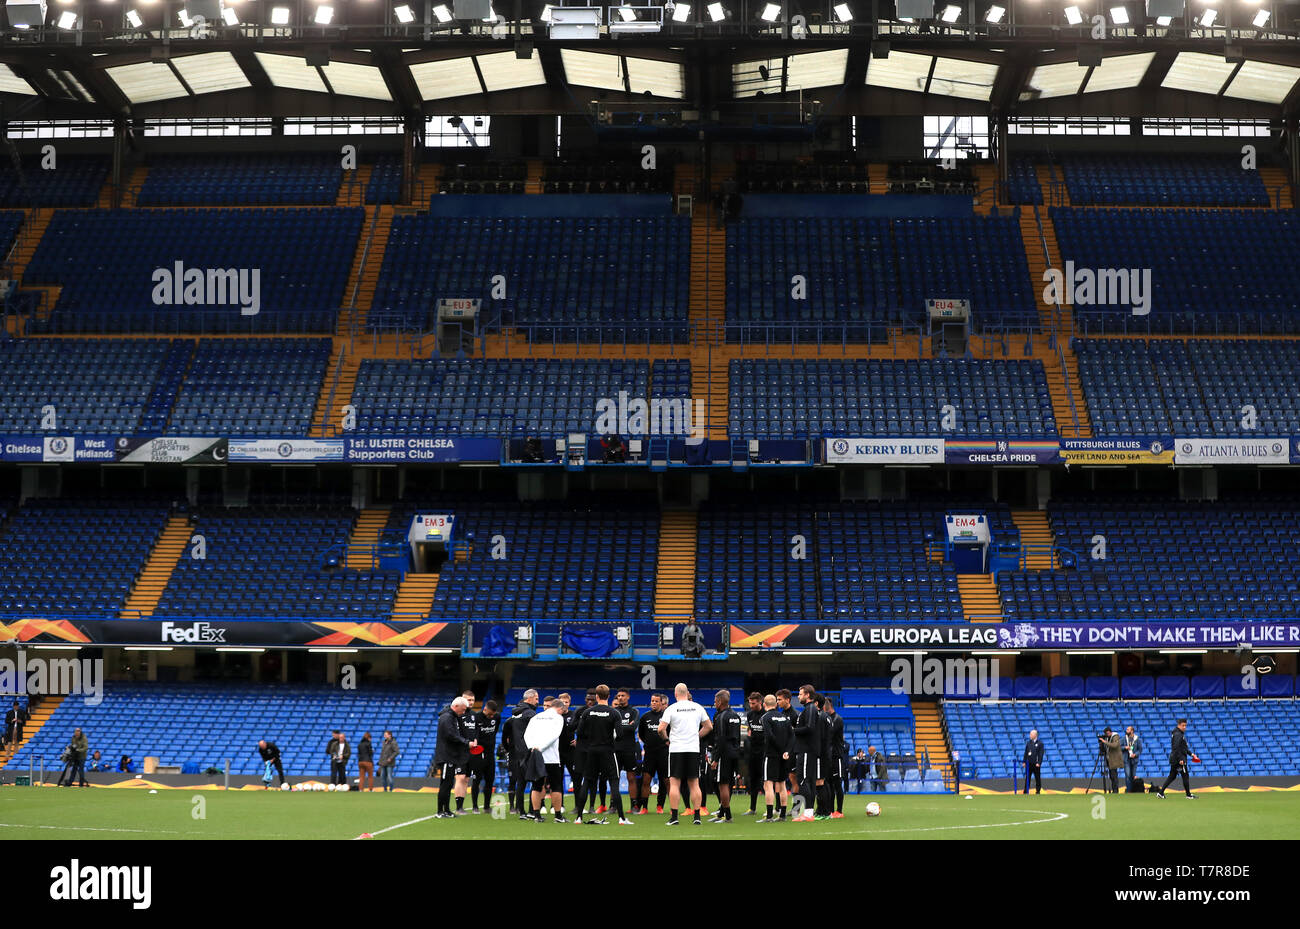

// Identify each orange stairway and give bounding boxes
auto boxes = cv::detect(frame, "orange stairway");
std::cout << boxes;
[973,163,999,213]
[1259,166,1293,209]
[525,158,544,194]
[0,695,63,770]
[912,701,952,771]
[1012,510,1056,570]
[311,348,360,438]
[345,507,390,570]
[120,516,192,618]
[338,164,371,207]
[684,164,728,439]
[121,165,148,208]
[392,573,440,619]
[338,204,394,337]
[868,163,888,194]
[957,574,1003,623]
[1035,164,1069,207]
[653,511,697,620]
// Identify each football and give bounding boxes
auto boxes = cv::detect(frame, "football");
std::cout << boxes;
[866,802,882,817]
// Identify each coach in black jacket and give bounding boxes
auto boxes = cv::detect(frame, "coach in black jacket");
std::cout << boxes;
[1156,719,1198,799]
[434,697,474,818]
[1022,730,1045,794]
[503,689,538,816]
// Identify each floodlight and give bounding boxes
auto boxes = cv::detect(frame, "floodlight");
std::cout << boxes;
[222,6,238,23]
[834,2,851,21]
[270,5,289,22]
[671,2,690,21]
[394,3,415,21]
[177,7,192,24]
[314,3,333,22]
[1198,7,1215,25]
[618,5,636,20]
[985,4,1005,21]
[707,1,725,21]
[125,8,142,25]
[1063,4,1082,24]
[1109,4,1128,22]
[5,0,48,29]
[57,8,76,26]
[432,3,453,19]
[1155,14,1171,24]
[940,4,960,21]
[759,2,779,20]
[538,3,552,20]
[1252,9,1268,26]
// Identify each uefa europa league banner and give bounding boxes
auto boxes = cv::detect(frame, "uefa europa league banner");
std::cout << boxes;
[729,620,1300,651]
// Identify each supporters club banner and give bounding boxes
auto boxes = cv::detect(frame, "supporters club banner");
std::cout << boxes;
[1174,437,1289,465]
[344,436,502,463]
[944,440,1062,465]
[823,437,945,464]
[115,436,229,464]
[730,621,1300,651]
[0,435,120,463]
[227,438,346,462]
[1061,436,1174,466]
[0,617,464,649]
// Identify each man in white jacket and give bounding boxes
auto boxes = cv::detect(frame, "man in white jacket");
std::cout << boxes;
[524,698,568,823]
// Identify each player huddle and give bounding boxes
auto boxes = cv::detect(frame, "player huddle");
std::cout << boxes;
[464,681,848,826]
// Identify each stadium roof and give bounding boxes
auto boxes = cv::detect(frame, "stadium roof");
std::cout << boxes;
[1,24,1299,122]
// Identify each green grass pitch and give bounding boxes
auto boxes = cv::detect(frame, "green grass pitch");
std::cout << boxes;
[2,788,1297,840]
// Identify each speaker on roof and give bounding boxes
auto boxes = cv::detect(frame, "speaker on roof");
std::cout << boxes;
[305,46,330,67]
[895,0,935,19]
[1145,0,1183,17]
[455,0,493,19]
[5,0,47,29]
[1078,45,1102,68]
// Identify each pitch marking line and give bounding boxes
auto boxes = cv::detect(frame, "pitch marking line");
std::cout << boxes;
[840,808,1069,836]
[354,813,439,839]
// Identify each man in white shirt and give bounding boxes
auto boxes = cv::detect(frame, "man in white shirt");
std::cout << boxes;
[523,697,568,823]
[657,682,713,826]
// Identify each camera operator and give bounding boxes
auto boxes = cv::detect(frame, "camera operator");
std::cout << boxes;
[1156,719,1199,800]
[1100,727,1121,794]
[1022,729,1045,795]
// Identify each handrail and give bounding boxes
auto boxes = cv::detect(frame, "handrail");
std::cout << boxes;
[318,344,346,438]
[1057,338,1081,436]
[347,201,382,318]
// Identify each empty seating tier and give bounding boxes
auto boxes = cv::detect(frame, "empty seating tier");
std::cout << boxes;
[137,154,344,206]
[730,359,1057,439]
[726,214,1036,336]
[1062,154,1268,207]
[166,338,331,436]
[7,683,460,778]
[947,695,1299,779]
[24,207,362,333]
[999,496,1300,622]
[0,156,108,207]
[1052,207,1300,332]
[154,506,402,620]
[371,214,690,339]
[0,499,169,615]
[351,358,650,437]
[1078,338,1300,436]
[0,338,171,434]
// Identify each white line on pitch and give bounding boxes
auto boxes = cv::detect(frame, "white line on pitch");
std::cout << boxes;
[838,809,1070,837]
[355,814,440,839]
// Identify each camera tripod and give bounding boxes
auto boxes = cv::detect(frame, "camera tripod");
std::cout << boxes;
[1084,743,1109,795]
